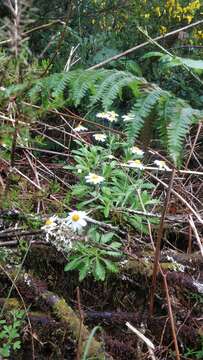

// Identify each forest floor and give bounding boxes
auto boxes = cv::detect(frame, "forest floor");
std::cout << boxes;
[0,113,203,360]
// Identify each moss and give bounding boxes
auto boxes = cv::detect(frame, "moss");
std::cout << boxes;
[0,298,22,310]
[125,258,153,276]
[161,262,180,271]
[43,294,105,359]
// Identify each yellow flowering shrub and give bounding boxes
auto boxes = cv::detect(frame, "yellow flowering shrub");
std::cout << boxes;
[153,0,201,33]
[82,0,202,49]
[194,30,203,39]
[166,0,200,23]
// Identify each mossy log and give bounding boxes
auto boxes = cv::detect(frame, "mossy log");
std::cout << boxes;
[121,251,203,295]
[41,291,105,359]
[0,270,107,359]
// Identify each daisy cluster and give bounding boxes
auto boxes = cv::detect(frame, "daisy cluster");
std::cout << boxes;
[121,145,145,170]
[73,111,119,144]
[73,110,170,183]
[96,111,118,122]
[42,211,88,251]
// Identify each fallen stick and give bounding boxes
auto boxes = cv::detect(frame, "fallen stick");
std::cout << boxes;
[88,20,203,70]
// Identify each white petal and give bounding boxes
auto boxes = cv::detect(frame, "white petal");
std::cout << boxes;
[79,219,87,227]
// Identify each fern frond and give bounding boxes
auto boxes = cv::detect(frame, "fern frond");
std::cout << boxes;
[1,65,202,165]
[101,74,140,109]
[51,72,71,98]
[155,93,174,146]
[125,89,164,143]
[70,69,107,106]
[155,96,202,165]
[166,102,198,165]
[90,70,123,105]
[91,70,139,109]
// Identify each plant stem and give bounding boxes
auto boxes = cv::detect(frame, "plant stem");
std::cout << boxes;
[149,168,176,316]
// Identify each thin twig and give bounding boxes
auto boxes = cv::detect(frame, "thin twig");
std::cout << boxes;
[76,287,84,360]
[161,270,180,360]
[189,215,203,257]
[88,20,203,70]
[0,20,65,46]
[147,171,203,225]
[0,242,35,360]
[126,322,156,360]
[149,168,176,316]
[16,145,69,157]
[121,164,203,176]
[0,229,42,239]
[86,216,124,234]
[41,1,73,77]
[114,207,202,224]
[185,122,202,169]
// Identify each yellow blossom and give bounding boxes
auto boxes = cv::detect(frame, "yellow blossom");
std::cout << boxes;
[155,7,161,17]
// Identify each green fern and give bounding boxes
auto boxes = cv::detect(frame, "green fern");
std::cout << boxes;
[90,70,139,109]
[126,88,165,143]
[156,94,174,146]
[166,101,198,164]
[1,67,202,165]
[155,96,201,164]
[70,69,107,106]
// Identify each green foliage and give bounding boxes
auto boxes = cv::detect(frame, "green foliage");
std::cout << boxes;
[26,69,109,109]
[185,336,203,359]
[3,66,200,165]
[65,138,158,232]
[0,1,202,357]
[90,70,138,109]
[1,42,202,166]
[165,102,198,164]
[64,230,122,281]
[0,248,12,262]
[141,47,203,109]
[82,325,102,360]
[143,51,203,71]
[125,88,164,142]
[0,310,24,358]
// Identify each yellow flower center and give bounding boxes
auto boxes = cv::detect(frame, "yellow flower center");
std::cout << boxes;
[71,213,80,222]
[45,218,53,225]
[159,161,165,166]
[134,160,141,164]
[92,174,99,181]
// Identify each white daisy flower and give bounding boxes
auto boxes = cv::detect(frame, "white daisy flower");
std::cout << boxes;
[66,210,87,232]
[154,160,170,171]
[42,215,58,230]
[85,173,105,185]
[122,114,134,122]
[74,124,88,132]
[96,112,107,119]
[93,133,107,142]
[127,160,144,169]
[131,146,144,156]
[96,111,118,122]
[106,111,118,122]
[42,216,59,241]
